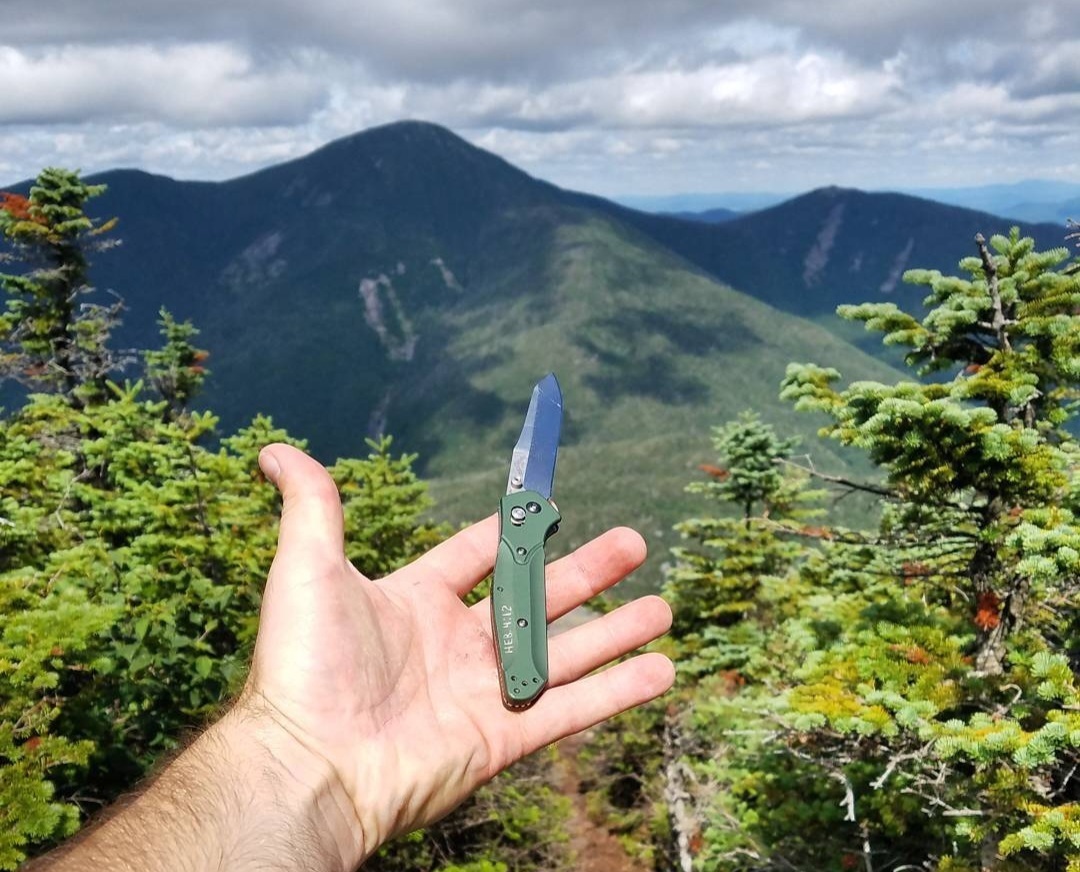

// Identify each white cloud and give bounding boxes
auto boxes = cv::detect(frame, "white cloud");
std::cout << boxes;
[0,0,1079,194]
[0,43,327,126]
[420,51,903,131]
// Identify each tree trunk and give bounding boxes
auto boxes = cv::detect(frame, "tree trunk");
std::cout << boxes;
[663,717,696,872]
[979,830,1000,871]
[974,574,1030,676]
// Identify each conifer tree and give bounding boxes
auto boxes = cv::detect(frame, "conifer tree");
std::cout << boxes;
[664,411,819,646]
[143,308,209,420]
[599,415,834,870]
[771,228,1080,869]
[634,229,1080,871]
[0,169,127,406]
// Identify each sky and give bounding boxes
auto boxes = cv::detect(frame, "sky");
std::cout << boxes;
[2,0,1079,197]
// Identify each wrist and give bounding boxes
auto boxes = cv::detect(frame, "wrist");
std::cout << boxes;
[215,697,367,871]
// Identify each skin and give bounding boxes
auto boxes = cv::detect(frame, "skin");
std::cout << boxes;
[30,444,675,872]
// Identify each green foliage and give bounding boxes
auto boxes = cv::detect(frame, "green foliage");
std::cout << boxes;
[0,169,465,869]
[599,228,1080,871]
[0,380,444,865]
[0,168,126,405]
[0,579,114,868]
[142,308,209,418]
[367,751,570,872]
[663,412,823,639]
[332,438,444,577]
[773,230,1080,868]
[689,412,801,519]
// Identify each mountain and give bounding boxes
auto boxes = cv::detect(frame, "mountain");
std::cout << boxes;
[616,192,789,213]
[572,187,1068,323]
[897,179,1080,223]
[1005,196,1080,226]
[9,121,1053,585]
[664,207,740,223]
[620,180,1080,225]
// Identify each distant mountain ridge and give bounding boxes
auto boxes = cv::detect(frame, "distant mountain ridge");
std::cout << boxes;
[898,179,1080,223]
[567,185,1067,321]
[619,179,1080,225]
[664,207,740,223]
[3,121,1070,582]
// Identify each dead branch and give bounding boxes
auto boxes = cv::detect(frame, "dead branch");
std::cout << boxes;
[777,456,896,498]
[974,233,1013,354]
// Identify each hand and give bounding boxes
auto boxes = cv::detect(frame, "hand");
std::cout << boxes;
[244,444,675,869]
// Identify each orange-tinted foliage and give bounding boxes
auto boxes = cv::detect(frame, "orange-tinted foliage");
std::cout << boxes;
[974,590,1002,631]
[0,192,35,222]
[699,464,729,480]
[890,643,932,665]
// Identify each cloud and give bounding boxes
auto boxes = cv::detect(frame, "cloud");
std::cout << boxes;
[9,0,1075,73]
[1011,41,1080,98]
[0,43,327,126]
[353,49,903,134]
[1,0,1079,193]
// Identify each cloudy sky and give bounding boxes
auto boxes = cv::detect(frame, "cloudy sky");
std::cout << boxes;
[2,0,1079,197]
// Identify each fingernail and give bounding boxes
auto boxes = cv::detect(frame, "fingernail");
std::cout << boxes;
[259,448,281,484]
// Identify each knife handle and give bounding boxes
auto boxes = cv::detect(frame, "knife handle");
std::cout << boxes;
[491,490,561,710]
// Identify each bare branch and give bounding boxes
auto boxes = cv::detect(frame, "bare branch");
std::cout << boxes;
[870,746,932,790]
[835,770,857,822]
[974,233,1013,354]
[777,456,896,498]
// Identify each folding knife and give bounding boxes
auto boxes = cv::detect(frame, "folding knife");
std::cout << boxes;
[492,373,563,710]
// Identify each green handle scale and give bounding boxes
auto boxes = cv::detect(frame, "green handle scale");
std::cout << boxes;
[492,489,561,709]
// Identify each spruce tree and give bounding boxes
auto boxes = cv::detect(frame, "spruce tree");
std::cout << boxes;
[0,169,128,406]
[633,228,1080,871]
[664,411,819,649]
[774,228,1080,869]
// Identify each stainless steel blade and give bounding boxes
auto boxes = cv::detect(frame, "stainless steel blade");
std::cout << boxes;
[505,373,562,499]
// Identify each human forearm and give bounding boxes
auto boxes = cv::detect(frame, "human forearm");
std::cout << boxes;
[27,701,365,872]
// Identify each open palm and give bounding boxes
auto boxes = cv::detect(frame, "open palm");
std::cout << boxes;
[245,444,674,866]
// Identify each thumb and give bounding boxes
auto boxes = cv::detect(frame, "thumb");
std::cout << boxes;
[259,443,346,565]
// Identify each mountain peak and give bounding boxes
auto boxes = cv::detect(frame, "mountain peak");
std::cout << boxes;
[313,119,467,155]
[227,118,552,214]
